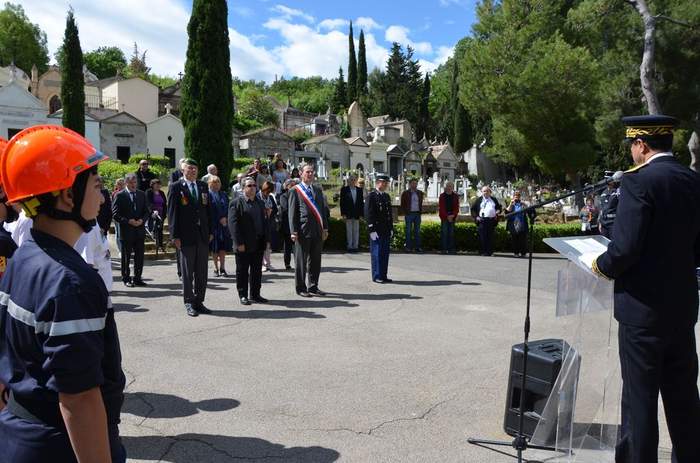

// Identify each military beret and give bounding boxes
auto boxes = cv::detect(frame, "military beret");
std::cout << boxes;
[183,158,198,167]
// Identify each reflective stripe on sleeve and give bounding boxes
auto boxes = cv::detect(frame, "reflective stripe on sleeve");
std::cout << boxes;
[0,291,106,336]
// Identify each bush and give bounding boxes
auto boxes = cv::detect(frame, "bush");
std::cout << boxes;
[324,218,582,253]
[99,159,169,190]
[129,154,172,169]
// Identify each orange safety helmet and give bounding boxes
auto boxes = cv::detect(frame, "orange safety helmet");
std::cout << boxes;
[0,125,108,204]
[0,136,7,154]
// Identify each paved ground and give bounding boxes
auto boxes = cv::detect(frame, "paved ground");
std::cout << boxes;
[114,251,685,462]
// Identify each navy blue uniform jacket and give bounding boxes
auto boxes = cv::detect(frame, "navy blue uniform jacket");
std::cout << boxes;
[596,156,700,329]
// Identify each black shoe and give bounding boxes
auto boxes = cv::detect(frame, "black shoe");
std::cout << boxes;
[308,288,326,296]
[297,291,312,298]
[220,270,229,277]
[383,278,393,283]
[133,279,147,287]
[251,296,268,303]
[285,265,292,271]
[185,303,198,317]
[124,280,135,288]
[196,303,212,314]
[416,248,424,254]
[213,270,220,277]
[240,296,251,305]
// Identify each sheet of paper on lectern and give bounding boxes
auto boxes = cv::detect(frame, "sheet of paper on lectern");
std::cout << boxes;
[543,235,610,276]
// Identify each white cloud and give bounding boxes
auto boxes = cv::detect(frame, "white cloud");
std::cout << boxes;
[355,17,382,31]
[232,6,254,18]
[270,4,314,23]
[385,25,432,55]
[418,46,454,75]
[318,18,349,31]
[229,28,284,82]
[439,0,469,6]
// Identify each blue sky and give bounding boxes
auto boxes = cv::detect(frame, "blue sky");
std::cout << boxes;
[20,0,478,82]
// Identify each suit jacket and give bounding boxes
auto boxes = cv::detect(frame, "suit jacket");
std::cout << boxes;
[228,195,269,253]
[596,156,700,329]
[167,179,211,246]
[366,189,394,237]
[278,190,291,234]
[470,196,502,220]
[288,183,329,240]
[400,189,424,215]
[136,169,157,191]
[112,189,150,242]
[340,185,365,219]
[169,169,183,184]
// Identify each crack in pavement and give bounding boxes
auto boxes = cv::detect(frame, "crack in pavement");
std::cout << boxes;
[141,319,252,345]
[129,392,156,426]
[300,397,453,437]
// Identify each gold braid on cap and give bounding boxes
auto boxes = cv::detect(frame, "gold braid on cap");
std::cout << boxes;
[626,126,674,138]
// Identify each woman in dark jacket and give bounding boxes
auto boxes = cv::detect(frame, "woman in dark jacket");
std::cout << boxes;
[505,191,529,257]
[257,180,278,271]
[207,175,233,276]
[145,178,167,252]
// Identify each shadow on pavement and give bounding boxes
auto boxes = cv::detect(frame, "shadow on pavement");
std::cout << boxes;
[270,299,359,309]
[111,289,182,298]
[326,292,421,301]
[112,303,148,313]
[210,309,327,319]
[122,434,340,462]
[389,280,481,286]
[323,266,367,273]
[122,392,239,419]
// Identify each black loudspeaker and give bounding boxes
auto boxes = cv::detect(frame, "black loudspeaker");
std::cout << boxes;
[503,338,571,439]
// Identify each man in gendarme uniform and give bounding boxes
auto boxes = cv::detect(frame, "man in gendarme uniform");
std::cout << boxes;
[591,115,700,463]
[0,126,126,463]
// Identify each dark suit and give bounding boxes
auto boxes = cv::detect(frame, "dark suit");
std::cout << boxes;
[112,188,150,282]
[228,195,268,298]
[340,185,364,251]
[278,190,294,268]
[595,155,700,463]
[135,169,157,191]
[288,183,328,293]
[470,196,502,256]
[167,179,211,306]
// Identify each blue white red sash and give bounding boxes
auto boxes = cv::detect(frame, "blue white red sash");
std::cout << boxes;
[294,184,324,231]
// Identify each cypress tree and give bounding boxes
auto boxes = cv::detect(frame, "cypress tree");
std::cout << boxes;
[60,8,84,136]
[416,73,431,141]
[346,21,357,106]
[448,59,458,145]
[357,30,368,97]
[451,60,472,152]
[332,67,347,114]
[181,0,233,184]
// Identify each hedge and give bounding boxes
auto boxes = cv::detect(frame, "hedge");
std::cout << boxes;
[323,218,582,253]
[98,157,170,190]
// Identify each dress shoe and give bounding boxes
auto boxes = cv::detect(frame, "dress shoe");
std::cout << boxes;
[124,280,135,288]
[251,296,268,303]
[240,296,251,305]
[285,265,292,271]
[196,303,212,314]
[185,303,198,317]
[213,270,220,277]
[133,279,147,287]
[297,291,312,298]
[308,288,326,296]
[219,270,229,277]
[383,278,393,283]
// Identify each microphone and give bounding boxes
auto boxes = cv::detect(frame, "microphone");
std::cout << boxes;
[587,170,623,191]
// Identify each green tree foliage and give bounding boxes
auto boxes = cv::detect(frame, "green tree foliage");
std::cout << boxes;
[83,46,126,79]
[459,0,600,179]
[268,76,333,113]
[59,8,85,135]
[237,87,279,127]
[125,42,150,79]
[181,0,234,185]
[331,67,347,114]
[148,74,178,89]
[428,60,453,143]
[357,30,368,97]
[347,21,357,106]
[364,67,385,117]
[416,73,431,141]
[375,43,423,124]
[0,3,49,74]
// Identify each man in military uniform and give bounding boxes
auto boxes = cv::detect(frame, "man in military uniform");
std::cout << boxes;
[598,171,621,239]
[366,174,394,283]
[591,115,700,463]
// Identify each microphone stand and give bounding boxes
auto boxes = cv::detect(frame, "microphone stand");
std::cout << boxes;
[467,182,608,462]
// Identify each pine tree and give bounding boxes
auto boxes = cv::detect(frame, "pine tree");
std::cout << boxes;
[357,30,368,97]
[416,73,431,141]
[331,66,347,114]
[59,8,84,135]
[451,60,471,152]
[181,0,233,184]
[346,21,357,106]
[448,59,458,145]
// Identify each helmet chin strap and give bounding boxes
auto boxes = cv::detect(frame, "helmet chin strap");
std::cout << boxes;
[45,168,97,233]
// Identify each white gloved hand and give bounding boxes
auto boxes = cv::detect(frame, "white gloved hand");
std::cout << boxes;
[370,232,379,241]
[579,252,601,272]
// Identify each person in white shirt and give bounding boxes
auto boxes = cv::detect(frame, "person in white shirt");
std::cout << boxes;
[470,186,502,256]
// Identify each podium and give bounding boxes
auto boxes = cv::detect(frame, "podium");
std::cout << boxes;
[524,235,621,462]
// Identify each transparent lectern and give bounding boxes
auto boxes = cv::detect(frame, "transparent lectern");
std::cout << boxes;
[525,235,621,462]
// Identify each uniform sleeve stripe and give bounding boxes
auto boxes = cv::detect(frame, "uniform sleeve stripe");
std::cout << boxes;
[0,291,106,336]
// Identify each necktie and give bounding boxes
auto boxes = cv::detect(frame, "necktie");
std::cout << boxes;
[190,183,198,205]
[130,192,136,212]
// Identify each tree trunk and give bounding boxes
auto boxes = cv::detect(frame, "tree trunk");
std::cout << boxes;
[628,0,662,114]
[689,127,699,172]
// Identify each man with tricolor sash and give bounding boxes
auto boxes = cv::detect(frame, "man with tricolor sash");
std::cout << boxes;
[288,163,329,297]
